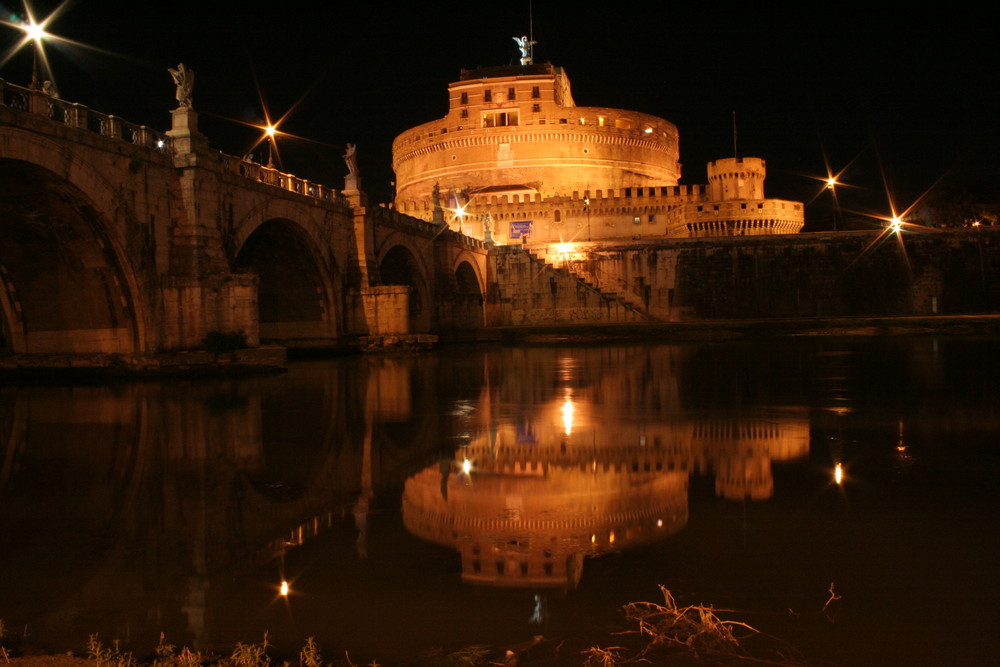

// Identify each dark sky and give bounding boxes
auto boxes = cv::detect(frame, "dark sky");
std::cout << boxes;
[3,1,997,223]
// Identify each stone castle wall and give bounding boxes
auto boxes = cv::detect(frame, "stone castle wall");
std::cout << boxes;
[495,230,1000,324]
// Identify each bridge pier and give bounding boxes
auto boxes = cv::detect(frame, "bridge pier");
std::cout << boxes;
[161,107,261,350]
[0,78,489,371]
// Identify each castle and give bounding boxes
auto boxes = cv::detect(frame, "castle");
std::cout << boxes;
[392,51,804,245]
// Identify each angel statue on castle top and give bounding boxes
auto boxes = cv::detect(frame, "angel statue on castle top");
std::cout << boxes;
[513,35,536,66]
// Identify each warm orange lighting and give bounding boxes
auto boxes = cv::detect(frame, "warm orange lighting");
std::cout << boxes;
[265,125,277,137]
[22,19,47,43]
[890,217,903,232]
[280,580,289,596]
[656,519,663,528]
[561,395,574,435]
[834,463,844,485]
[826,177,837,190]
[461,458,472,475]
[555,241,573,255]
[609,531,616,544]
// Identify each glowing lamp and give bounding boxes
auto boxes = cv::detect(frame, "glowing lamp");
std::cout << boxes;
[279,580,289,596]
[23,20,47,43]
[834,462,844,485]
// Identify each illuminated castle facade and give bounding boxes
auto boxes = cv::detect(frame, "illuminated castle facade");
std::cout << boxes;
[392,59,804,245]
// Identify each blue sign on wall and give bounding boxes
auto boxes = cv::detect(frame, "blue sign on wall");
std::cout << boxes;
[509,220,533,239]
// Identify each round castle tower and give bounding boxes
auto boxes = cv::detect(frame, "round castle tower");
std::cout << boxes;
[707,156,766,201]
[392,63,681,219]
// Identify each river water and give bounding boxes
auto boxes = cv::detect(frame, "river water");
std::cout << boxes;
[1,337,998,665]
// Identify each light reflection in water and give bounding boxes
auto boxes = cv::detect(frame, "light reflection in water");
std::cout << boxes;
[4,339,995,664]
[561,392,574,435]
[403,345,811,590]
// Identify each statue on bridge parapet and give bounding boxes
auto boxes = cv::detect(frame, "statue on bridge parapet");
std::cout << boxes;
[168,63,194,109]
[431,182,445,226]
[343,142,360,191]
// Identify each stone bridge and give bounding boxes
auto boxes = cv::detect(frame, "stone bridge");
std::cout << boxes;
[0,78,488,363]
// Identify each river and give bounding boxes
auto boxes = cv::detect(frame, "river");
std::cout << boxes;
[1,337,998,665]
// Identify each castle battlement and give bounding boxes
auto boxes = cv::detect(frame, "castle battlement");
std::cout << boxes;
[391,55,803,244]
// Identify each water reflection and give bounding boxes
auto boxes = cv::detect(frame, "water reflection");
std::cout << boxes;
[402,346,809,589]
[0,357,451,653]
[2,339,998,665]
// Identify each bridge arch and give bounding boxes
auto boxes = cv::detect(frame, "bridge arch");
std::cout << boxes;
[234,217,341,344]
[0,156,144,354]
[447,257,485,329]
[378,243,432,332]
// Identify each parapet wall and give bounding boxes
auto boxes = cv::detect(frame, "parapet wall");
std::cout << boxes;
[486,246,649,326]
[555,229,1000,320]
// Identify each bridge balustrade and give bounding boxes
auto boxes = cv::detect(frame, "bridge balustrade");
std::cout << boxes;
[220,153,348,208]
[0,79,28,110]
[1,78,170,151]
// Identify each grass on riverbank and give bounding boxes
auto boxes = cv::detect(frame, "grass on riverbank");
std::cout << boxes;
[3,585,830,667]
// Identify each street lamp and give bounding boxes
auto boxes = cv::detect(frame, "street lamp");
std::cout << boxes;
[584,196,591,242]
[826,176,841,231]
[21,18,46,87]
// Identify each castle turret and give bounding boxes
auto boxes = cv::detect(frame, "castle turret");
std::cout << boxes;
[707,157,766,201]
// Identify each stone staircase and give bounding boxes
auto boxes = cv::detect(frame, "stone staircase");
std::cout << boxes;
[487,247,654,326]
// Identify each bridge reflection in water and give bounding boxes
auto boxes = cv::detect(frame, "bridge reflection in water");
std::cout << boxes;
[2,339,998,665]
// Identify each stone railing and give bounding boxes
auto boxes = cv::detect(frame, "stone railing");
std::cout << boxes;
[0,77,171,151]
[1,77,350,208]
[219,153,348,207]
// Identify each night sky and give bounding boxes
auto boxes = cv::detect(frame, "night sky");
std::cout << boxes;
[2,1,997,226]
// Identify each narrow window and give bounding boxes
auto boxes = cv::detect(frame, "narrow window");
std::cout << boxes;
[460,91,468,105]
[531,86,540,98]
[532,103,540,112]
[484,89,492,102]
[461,109,468,118]
[508,87,516,100]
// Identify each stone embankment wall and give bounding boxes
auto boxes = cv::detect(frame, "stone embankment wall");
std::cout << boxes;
[485,246,649,326]
[494,230,1000,325]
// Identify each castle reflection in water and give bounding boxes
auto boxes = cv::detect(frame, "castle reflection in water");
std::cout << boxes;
[0,343,837,651]
[404,351,808,589]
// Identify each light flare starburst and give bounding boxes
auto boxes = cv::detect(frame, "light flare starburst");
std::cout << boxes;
[0,1,76,82]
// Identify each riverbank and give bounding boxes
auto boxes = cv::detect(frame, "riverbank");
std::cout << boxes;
[0,346,287,381]
[451,313,1000,344]
[5,314,1000,380]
